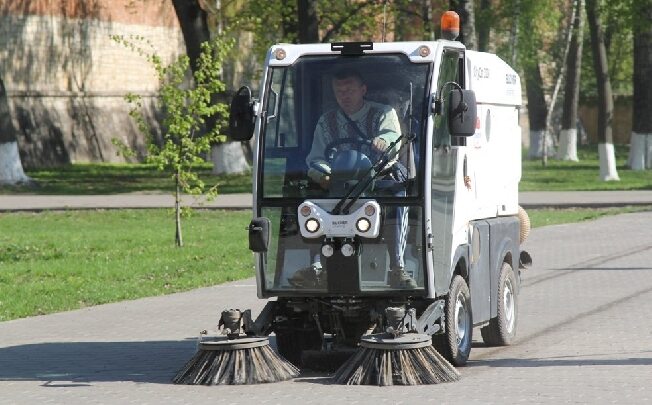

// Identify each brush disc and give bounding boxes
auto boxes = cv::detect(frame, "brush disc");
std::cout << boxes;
[198,336,269,351]
[359,333,431,350]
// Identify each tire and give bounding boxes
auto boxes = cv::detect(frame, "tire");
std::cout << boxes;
[518,205,531,244]
[481,262,518,346]
[433,275,473,366]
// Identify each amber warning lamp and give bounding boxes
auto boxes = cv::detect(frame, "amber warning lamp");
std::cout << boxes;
[441,11,460,41]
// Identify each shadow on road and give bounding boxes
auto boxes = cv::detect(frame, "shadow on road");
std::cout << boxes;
[0,340,196,384]
[470,353,652,368]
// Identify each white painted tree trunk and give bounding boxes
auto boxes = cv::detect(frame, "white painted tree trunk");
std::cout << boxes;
[557,128,579,161]
[598,143,619,181]
[0,141,31,185]
[527,130,556,158]
[211,141,249,175]
[628,132,652,170]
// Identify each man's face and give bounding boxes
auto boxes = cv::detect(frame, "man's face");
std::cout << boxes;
[332,77,366,115]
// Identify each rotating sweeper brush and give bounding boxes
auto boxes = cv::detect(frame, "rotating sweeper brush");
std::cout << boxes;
[333,307,460,386]
[173,309,298,385]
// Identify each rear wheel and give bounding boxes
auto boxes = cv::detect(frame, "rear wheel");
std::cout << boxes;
[433,275,473,366]
[481,262,518,346]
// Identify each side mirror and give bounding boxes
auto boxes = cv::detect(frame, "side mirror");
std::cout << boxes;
[448,89,477,137]
[229,86,255,141]
[248,217,270,253]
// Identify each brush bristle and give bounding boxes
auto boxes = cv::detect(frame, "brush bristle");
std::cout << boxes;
[333,345,460,385]
[173,344,299,385]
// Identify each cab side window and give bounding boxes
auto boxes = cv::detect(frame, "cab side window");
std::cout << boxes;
[433,50,461,148]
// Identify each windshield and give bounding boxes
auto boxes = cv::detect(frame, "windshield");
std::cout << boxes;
[260,53,431,200]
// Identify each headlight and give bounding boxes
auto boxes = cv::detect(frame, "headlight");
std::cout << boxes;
[364,204,376,216]
[321,243,334,257]
[341,242,355,257]
[305,218,320,233]
[356,217,371,233]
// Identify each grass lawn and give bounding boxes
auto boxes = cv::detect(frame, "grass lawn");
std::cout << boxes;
[520,145,652,191]
[0,209,253,321]
[2,206,651,322]
[0,163,252,195]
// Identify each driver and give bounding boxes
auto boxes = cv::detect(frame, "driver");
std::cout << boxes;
[306,68,401,188]
[304,67,417,289]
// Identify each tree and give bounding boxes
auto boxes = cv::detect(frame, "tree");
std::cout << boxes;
[586,0,619,180]
[628,0,652,170]
[451,0,477,50]
[114,35,232,246]
[0,77,30,185]
[477,0,492,52]
[298,0,319,43]
[171,0,249,175]
[525,63,551,159]
[558,0,585,161]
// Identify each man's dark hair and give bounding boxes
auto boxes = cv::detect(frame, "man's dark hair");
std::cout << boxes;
[332,67,364,84]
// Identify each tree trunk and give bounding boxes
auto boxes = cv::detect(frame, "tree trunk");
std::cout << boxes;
[171,0,210,74]
[451,0,477,50]
[586,0,619,181]
[211,142,250,175]
[173,0,247,175]
[0,77,30,185]
[175,171,183,247]
[525,64,553,159]
[510,0,519,66]
[298,0,319,43]
[543,0,577,165]
[629,0,652,170]
[477,0,491,52]
[558,0,584,162]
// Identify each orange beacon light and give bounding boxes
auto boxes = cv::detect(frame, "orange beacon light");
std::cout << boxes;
[441,11,460,41]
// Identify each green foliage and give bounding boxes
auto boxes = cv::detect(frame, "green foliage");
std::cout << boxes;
[580,0,634,99]
[0,210,253,321]
[521,145,652,191]
[111,34,233,198]
[227,0,385,62]
[111,34,234,245]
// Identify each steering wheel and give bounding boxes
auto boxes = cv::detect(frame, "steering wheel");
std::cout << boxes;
[324,137,372,162]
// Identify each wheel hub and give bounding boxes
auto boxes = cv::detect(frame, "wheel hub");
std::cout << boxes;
[455,292,469,346]
[504,278,515,333]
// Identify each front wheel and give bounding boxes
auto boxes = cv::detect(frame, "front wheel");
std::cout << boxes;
[481,262,518,346]
[433,275,473,366]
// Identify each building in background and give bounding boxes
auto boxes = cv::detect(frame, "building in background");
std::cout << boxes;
[0,0,184,167]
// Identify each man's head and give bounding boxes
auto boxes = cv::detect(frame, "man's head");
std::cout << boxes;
[332,68,366,116]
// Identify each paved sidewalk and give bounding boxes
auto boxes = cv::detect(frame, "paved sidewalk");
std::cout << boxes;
[2,190,652,211]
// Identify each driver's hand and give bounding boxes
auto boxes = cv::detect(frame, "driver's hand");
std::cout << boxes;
[319,175,330,189]
[372,138,388,153]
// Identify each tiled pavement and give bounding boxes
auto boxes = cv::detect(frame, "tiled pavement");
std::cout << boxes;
[1,212,652,404]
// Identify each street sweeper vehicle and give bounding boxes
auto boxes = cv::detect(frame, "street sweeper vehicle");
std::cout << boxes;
[174,11,531,386]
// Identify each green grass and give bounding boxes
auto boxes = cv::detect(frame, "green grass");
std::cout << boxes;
[527,205,652,228]
[0,163,252,195]
[521,145,652,191]
[2,206,651,322]
[0,209,253,321]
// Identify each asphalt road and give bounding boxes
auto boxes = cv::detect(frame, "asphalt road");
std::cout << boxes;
[1,211,652,404]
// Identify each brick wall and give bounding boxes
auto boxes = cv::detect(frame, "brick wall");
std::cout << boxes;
[0,0,184,167]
